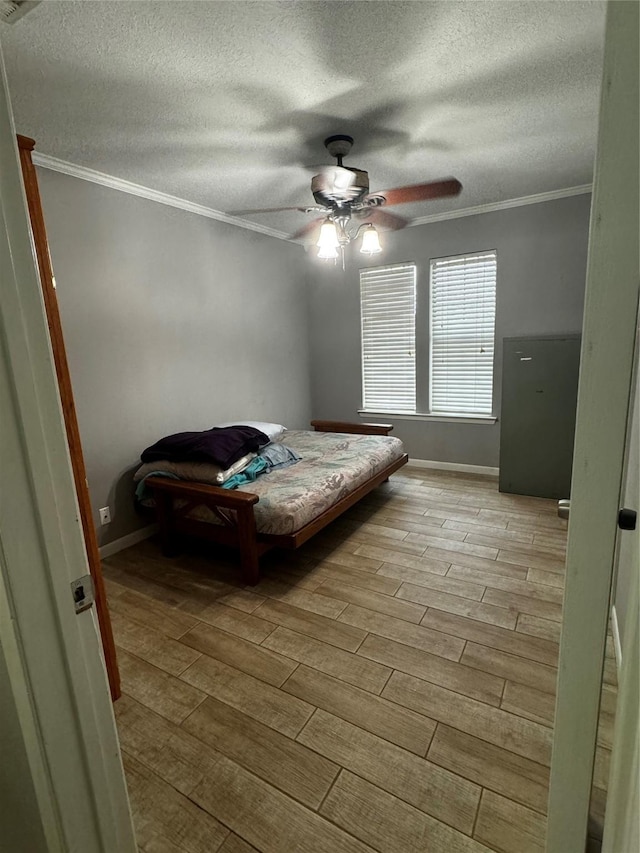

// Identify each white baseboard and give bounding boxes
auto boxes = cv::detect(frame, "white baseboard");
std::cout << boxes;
[98,523,158,559]
[611,604,623,671]
[408,458,499,477]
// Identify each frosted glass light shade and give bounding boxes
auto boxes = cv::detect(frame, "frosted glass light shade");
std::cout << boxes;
[360,224,382,255]
[317,220,339,250]
[317,244,339,260]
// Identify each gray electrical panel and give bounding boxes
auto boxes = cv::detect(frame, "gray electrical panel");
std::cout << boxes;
[499,335,581,499]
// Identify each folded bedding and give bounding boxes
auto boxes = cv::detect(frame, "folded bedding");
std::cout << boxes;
[141,425,269,469]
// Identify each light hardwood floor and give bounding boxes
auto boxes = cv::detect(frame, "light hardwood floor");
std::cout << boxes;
[104,466,615,853]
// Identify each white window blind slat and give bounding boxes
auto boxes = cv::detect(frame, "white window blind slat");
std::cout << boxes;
[360,263,416,413]
[429,251,496,415]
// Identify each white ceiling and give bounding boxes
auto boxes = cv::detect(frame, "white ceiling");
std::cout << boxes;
[1,0,606,236]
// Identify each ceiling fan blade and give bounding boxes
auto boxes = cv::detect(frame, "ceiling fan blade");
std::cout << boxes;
[228,206,315,216]
[291,218,325,241]
[370,178,462,207]
[359,208,408,231]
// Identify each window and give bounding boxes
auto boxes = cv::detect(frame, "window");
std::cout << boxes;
[360,263,416,413]
[359,251,496,418]
[430,251,497,415]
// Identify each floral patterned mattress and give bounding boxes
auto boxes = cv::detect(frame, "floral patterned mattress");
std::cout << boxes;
[186,429,405,536]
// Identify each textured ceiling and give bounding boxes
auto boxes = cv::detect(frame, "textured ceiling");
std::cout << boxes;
[1,0,606,236]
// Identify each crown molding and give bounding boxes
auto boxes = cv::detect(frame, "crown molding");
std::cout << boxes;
[32,150,592,239]
[408,183,593,227]
[31,152,291,242]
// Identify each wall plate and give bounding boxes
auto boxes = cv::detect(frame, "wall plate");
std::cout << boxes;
[70,574,94,614]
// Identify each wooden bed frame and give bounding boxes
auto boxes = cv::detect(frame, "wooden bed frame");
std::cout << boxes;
[146,420,408,584]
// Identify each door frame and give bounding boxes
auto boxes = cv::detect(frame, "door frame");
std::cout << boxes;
[546,1,639,850]
[0,45,135,852]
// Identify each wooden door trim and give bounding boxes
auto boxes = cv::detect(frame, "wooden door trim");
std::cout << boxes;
[17,134,120,700]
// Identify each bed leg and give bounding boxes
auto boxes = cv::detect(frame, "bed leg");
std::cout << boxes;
[237,505,260,585]
[156,491,180,557]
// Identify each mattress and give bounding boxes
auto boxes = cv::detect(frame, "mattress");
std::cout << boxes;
[184,429,405,536]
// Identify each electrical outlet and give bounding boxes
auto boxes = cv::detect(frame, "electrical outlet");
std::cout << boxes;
[99,506,111,526]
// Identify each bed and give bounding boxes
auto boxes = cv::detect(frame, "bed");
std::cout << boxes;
[144,420,408,584]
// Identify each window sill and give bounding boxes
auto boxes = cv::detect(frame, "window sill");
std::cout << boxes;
[358,410,498,425]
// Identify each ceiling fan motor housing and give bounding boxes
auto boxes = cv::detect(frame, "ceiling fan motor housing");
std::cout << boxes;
[311,168,370,205]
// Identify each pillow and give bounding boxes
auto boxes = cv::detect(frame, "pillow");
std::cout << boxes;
[134,453,256,486]
[214,421,287,442]
[141,425,269,469]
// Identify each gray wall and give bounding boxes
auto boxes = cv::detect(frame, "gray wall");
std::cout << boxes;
[307,194,591,466]
[38,169,310,545]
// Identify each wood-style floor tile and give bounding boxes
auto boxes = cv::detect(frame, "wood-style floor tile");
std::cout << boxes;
[252,598,366,652]
[428,550,529,579]
[180,655,313,738]
[357,633,504,706]
[218,834,258,853]
[321,771,493,853]
[497,549,566,574]
[185,600,277,644]
[355,544,450,574]
[109,586,200,639]
[338,518,410,541]
[249,577,348,619]
[374,514,462,539]
[343,531,427,555]
[482,587,563,622]
[310,561,403,595]
[461,643,558,695]
[190,754,376,853]
[316,577,427,623]
[117,649,206,724]
[182,695,339,809]
[115,693,221,796]
[382,671,552,765]
[109,610,201,676]
[338,603,465,661]
[420,609,559,666]
[309,545,385,572]
[428,724,550,815]
[179,622,297,687]
[396,585,517,629]
[501,681,556,727]
[263,626,392,694]
[123,752,229,853]
[526,567,565,588]
[447,565,563,602]
[466,533,565,559]
[105,466,589,853]
[442,518,513,536]
[283,665,433,755]
[410,533,499,560]
[297,710,480,834]
[474,789,545,853]
[516,613,562,643]
[378,563,486,600]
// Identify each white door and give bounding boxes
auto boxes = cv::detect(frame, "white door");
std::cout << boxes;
[602,312,639,852]
[0,43,136,853]
[546,1,639,850]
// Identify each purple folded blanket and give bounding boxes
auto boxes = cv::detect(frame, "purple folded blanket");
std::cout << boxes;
[141,425,270,470]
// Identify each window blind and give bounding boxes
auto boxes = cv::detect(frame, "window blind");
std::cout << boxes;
[360,263,416,413]
[429,251,496,415]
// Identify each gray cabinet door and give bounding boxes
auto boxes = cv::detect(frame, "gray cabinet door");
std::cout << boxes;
[499,335,581,499]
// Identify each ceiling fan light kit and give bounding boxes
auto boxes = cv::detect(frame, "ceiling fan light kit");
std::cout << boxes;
[229,134,462,264]
[360,223,383,255]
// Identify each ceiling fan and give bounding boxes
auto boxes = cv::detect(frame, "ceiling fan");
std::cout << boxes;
[229,134,462,261]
